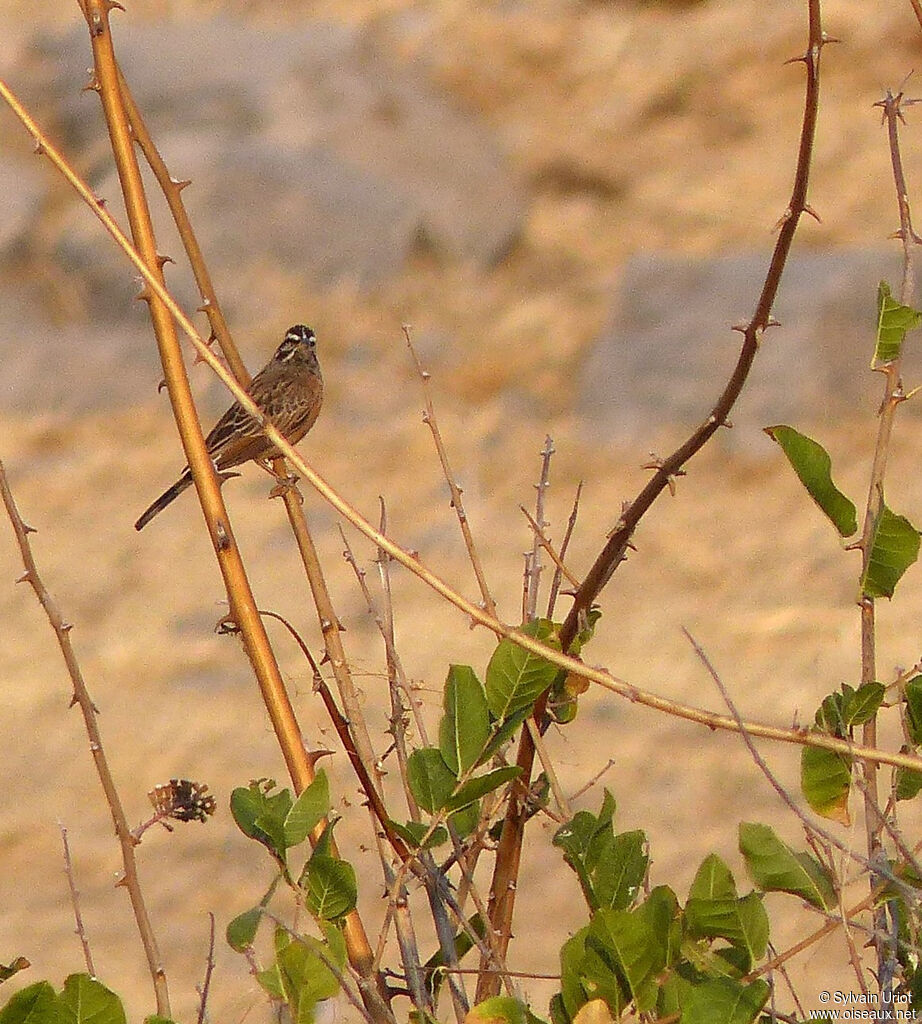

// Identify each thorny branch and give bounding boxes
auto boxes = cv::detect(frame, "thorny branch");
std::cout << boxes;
[0,461,170,1016]
[480,0,830,995]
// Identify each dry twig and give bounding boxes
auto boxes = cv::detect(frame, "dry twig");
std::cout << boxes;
[0,462,169,1015]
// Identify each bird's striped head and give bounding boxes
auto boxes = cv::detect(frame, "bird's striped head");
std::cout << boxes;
[275,324,317,363]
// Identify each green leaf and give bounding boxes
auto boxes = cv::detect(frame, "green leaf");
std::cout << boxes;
[593,830,648,912]
[734,892,770,966]
[263,927,341,1024]
[554,792,620,911]
[844,682,885,726]
[284,771,330,849]
[0,982,59,1024]
[763,426,857,537]
[388,819,449,850]
[227,907,262,952]
[680,976,770,1024]
[874,280,922,366]
[739,822,834,910]
[801,742,852,824]
[896,760,922,802]
[860,503,921,599]
[231,781,293,862]
[58,975,126,1024]
[444,766,521,813]
[643,886,682,968]
[439,665,490,776]
[302,855,357,921]
[680,937,742,980]
[486,619,560,720]
[407,747,457,813]
[684,893,768,972]
[143,1017,179,1024]
[815,690,848,736]
[588,907,664,1013]
[448,799,481,838]
[558,928,592,1022]
[479,706,532,764]
[905,677,922,745]
[466,997,529,1024]
[556,791,616,867]
[688,854,738,901]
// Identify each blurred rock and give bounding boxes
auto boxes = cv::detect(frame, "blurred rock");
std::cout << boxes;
[579,249,920,451]
[11,16,524,312]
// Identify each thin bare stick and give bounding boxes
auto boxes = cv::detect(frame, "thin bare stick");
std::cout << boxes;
[908,0,922,30]
[340,528,499,1004]
[60,823,95,977]
[570,758,617,803]
[834,867,870,996]
[685,627,920,902]
[547,481,582,620]
[524,720,570,821]
[858,84,919,995]
[524,438,554,622]
[403,325,498,620]
[520,507,580,594]
[773,955,808,1022]
[746,888,878,980]
[0,462,169,1014]
[333,529,438,1017]
[196,913,216,1024]
[378,857,433,1020]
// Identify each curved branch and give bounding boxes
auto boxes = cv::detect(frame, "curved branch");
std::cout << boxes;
[480,0,829,997]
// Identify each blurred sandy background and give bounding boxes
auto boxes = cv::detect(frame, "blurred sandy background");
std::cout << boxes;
[3,0,922,1019]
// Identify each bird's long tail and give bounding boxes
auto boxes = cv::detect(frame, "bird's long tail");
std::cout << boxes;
[135,471,194,531]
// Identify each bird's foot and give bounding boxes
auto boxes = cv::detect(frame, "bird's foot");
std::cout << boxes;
[268,471,301,501]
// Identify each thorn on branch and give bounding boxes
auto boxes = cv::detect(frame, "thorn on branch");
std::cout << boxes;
[803,204,822,223]
[772,207,793,232]
[641,454,686,496]
[215,614,239,635]
[172,178,193,191]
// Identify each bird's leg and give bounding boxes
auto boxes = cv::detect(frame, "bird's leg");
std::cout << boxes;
[257,459,301,501]
[215,468,242,486]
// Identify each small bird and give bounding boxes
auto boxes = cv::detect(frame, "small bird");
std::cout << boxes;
[135,324,323,531]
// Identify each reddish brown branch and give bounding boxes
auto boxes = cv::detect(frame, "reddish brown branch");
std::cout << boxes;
[478,0,828,998]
